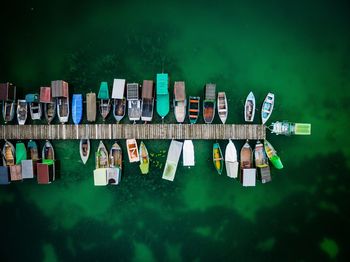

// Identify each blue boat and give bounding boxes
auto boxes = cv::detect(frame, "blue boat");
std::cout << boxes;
[72,94,83,124]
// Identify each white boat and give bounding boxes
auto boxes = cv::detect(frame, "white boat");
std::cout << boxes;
[173,81,186,123]
[225,139,238,178]
[162,140,183,181]
[25,94,42,120]
[52,80,69,124]
[112,79,126,123]
[127,83,141,121]
[217,92,228,124]
[79,139,90,164]
[96,141,109,168]
[57,97,70,123]
[182,140,194,167]
[126,138,139,163]
[42,140,55,160]
[261,92,274,124]
[244,91,255,122]
[17,99,27,125]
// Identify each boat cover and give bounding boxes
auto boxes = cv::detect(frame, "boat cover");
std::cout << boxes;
[162,140,183,181]
[37,163,54,184]
[107,167,120,185]
[112,79,125,99]
[205,83,216,100]
[25,94,39,103]
[0,166,10,185]
[156,73,168,95]
[260,166,271,183]
[15,142,27,164]
[242,168,256,187]
[0,82,16,101]
[183,140,195,166]
[40,87,52,103]
[86,93,96,122]
[127,83,139,100]
[142,80,154,99]
[294,123,311,135]
[98,82,110,99]
[10,164,22,181]
[72,94,83,125]
[174,81,185,101]
[52,80,69,98]
[21,159,34,179]
[93,168,108,186]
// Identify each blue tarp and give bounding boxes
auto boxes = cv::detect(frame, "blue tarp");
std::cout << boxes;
[72,94,83,124]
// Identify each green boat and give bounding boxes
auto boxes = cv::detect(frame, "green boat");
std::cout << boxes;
[15,142,27,165]
[156,73,169,119]
[139,141,149,174]
[264,140,283,169]
[213,143,223,175]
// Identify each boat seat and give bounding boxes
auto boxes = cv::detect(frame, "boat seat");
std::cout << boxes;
[189,109,199,112]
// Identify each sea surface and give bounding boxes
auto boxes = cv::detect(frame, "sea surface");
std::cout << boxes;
[0,0,349,261]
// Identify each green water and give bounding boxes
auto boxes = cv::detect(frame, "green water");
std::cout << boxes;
[1,0,350,261]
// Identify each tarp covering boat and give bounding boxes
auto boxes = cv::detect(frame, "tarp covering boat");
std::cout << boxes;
[205,83,216,100]
[37,163,54,184]
[242,168,256,187]
[260,166,271,184]
[72,94,83,125]
[183,140,195,166]
[98,82,110,99]
[225,139,238,178]
[0,166,10,184]
[142,80,154,99]
[40,87,52,103]
[10,164,22,181]
[127,83,139,100]
[156,73,170,118]
[141,80,154,121]
[112,79,125,99]
[107,167,120,185]
[21,159,34,179]
[162,140,183,181]
[51,80,69,98]
[127,83,141,121]
[93,168,108,186]
[0,82,16,101]
[15,142,27,165]
[174,81,185,101]
[25,94,39,103]
[294,123,311,135]
[86,92,96,122]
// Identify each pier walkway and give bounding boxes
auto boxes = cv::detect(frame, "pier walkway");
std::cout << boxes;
[0,124,266,140]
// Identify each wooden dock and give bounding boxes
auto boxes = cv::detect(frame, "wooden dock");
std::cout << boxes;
[0,124,266,140]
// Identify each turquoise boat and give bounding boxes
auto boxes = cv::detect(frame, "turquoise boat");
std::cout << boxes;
[72,94,83,125]
[156,73,169,119]
[98,82,111,120]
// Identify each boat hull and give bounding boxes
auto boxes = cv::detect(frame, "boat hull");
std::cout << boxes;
[225,140,238,178]
[188,96,200,124]
[139,141,149,174]
[183,140,195,166]
[203,101,215,124]
[80,139,90,164]
[261,93,274,125]
[113,98,126,122]
[57,97,69,123]
[17,100,27,125]
[99,99,111,120]
[213,143,223,175]
[2,141,15,166]
[96,141,109,168]
[244,92,255,122]
[30,102,42,120]
[44,102,56,124]
[126,139,139,163]
[2,101,15,123]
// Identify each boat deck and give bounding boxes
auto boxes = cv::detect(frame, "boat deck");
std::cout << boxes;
[0,124,265,140]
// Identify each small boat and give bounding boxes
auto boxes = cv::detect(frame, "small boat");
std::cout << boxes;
[25,94,42,120]
[2,141,15,166]
[127,83,141,121]
[173,81,187,123]
[240,140,253,169]
[156,73,170,119]
[0,82,16,123]
[2,101,15,123]
[203,83,216,124]
[244,92,255,122]
[72,94,83,125]
[188,96,200,124]
[139,141,149,174]
[96,141,109,168]
[126,138,139,163]
[17,99,27,125]
[254,140,269,168]
[141,80,154,122]
[40,86,56,124]
[225,139,238,178]
[15,142,27,165]
[261,93,274,124]
[27,140,39,161]
[183,140,195,167]
[217,92,228,124]
[112,79,126,122]
[79,139,90,164]
[213,143,223,175]
[98,82,111,120]
[162,140,183,181]
[268,121,312,136]
[42,140,55,161]
[264,140,283,169]
[52,80,69,124]
[109,142,122,169]
[86,92,96,122]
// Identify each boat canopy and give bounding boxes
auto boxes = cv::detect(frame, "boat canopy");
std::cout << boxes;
[294,123,311,135]
[0,82,16,101]
[86,93,96,122]
[15,142,27,165]
[157,74,168,95]
[112,79,125,99]
[37,162,54,184]
[162,140,183,182]
[174,81,185,101]
[40,87,52,103]
[10,165,22,181]
[183,140,195,166]
[98,82,110,100]
[72,94,83,125]
[142,80,154,99]
[21,160,34,179]
[205,83,216,100]
[93,168,108,186]
[25,93,39,103]
[51,80,69,98]
[127,83,139,100]
[0,166,10,184]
